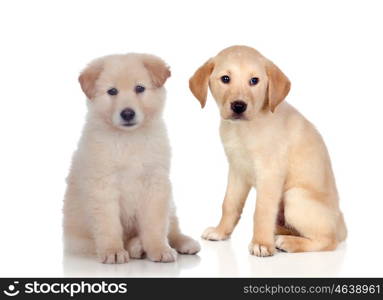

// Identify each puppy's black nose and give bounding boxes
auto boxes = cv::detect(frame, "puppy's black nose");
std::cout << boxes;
[120,108,135,122]
[231,101,247,114]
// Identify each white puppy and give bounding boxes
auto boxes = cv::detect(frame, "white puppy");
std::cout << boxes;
[63,53,200,263]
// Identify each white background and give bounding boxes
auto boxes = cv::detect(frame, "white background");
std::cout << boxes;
[0,0,382,277]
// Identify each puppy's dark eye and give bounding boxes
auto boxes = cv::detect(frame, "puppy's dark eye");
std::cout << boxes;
[250,77,259,86]
[135,85,146,94]
[221,75,230,84]
[107,88,118,96]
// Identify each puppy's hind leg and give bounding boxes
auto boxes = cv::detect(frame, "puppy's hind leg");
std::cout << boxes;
[275,235,337,252]
[275,225,299,236]
[168,214,200,255]
[275,188,339,253]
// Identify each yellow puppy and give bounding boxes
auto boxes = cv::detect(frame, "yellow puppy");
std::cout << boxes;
[189,45,346,256]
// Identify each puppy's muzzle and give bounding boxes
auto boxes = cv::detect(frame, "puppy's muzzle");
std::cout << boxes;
[231,100,247,116]
[120,108,136,126]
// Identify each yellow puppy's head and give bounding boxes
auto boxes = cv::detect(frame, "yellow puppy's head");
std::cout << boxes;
[189,45,290,120]
[79,53,170,130]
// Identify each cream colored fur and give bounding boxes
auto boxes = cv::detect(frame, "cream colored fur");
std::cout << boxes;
[189,46,346,256]
[63,53,200,264]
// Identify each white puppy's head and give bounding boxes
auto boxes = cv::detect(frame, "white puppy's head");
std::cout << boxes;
[79,53,170,130]
[189,45,290,120]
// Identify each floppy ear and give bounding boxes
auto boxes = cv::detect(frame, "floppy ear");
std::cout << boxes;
[265,60,291,112]
[189,58,214,108]
[142,55,171,88]
[78,60,103,100]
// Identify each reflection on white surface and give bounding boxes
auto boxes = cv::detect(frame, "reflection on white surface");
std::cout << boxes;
[63,241,346,277]
[63,253,201,277]
[199,240,240,277]
[247,243,346,277]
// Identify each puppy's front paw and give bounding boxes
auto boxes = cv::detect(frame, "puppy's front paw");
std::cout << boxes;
[248,242,275,257]
[98,248,130,264]
[146,246,177,263]
[201,227,230,241]
[173,236,201,254]
[126,237,145,259]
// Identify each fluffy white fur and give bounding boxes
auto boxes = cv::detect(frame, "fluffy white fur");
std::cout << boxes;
[63,53,200,264]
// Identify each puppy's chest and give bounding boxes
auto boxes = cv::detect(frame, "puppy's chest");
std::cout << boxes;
[221,129,259,179]
[110,141,169,178]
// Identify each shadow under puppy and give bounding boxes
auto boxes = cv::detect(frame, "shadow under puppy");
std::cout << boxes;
[63,53,200,263]
[189,45,347,256]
